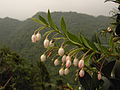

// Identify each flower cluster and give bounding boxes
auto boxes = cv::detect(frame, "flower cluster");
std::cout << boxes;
[31,32,41,43]
[31,14,103,80]
[31,32,103,80]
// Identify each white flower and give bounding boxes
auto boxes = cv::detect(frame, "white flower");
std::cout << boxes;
[58,47,64,56]
[54,59,59,66]
[98,72,102,80]
[36,32,41,41]
[79,69,85,77]
[40,54,46,62]
[66,60,71,68]
[73,57,78,66]
[78,59,84,69]
[31,34,37,43]
[64,68,70,75]
[66,55,71,61]
[49,40,54,47]
[44,38,50,48]
[107,27,112,32]
[62,55,66,63]
[59,68,64,76]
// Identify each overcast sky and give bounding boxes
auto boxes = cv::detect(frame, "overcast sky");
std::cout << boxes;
[0,0,117,20]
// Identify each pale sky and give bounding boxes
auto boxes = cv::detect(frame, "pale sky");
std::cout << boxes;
[0,0,117,20]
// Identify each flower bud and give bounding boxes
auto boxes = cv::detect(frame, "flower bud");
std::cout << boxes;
[66,55,71,61]
[107,27,112,32]
[78,59,84,69]
[79,69,85,77]
[58,47,64,56]
[73,57,78,66]
[36,32,41,41]
[66,60,71,68]
[59,68,64,76]
[31,34,37,43]
[44,38,50,48]
[49,40,54,47]
[62,55,66,63]
[54,59,59,66]
[40,54,46,62]
[64,68,70,75]
[98,72,102,80]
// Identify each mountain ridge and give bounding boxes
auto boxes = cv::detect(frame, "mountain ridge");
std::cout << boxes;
[0,11,111,59]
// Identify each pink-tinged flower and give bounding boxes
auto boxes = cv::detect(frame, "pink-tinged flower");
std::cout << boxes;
[59,68,64,76]
[54,59,59,66]
[64,68,70,75]
[36,32,41,41]
[66,55,71,61]
[73,57,78,66]
[98,72,102,80]
[62,55,66,63]
[78,59,84,69]
[66,60,71,68]
[49,40,54,47]
[44,38,50,48]
[40,54,46,62]
[58,47,64,56]
[79,69,85,77]
[31,34,37,43]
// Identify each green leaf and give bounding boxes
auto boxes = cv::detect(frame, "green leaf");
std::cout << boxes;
[66,31,82,46]
[32,18,45,25]
[67,83,73,89]
[47,10,58,29]
[38,15,48,25]
[60,17,67,34]
[80,35,98,51]
[109,36,114,49]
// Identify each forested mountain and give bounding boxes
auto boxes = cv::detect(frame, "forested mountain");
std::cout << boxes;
[0,12,112,89]
[0,12,110,54]
[0,11,111,67]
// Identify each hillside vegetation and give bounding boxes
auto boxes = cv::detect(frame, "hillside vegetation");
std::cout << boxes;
[0,12,111,88]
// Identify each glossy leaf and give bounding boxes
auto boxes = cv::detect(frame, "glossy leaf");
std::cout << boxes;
[38,15,48,25]
[47,10,58,30]
[66,31,82,46]
[80,35,98,51]
[60,17,67,34]
[32,18,45,25]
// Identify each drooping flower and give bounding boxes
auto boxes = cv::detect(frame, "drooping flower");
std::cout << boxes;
[66,60,71,68]
[44,38,50,48]
[98,72,102,80]
[49,40,54,47]
[73,57,78,66]
[66,55,71,61]
[36,32,41,41]
[107,27,112,32]
[78,59,84,69]
[62,55,66,63]
[31,34,37,43]
[64,68,70,75]
[58,47,64,56]
[79,69,85,77]
[40,54,46,62]
[59,68,64,76]
[54,59,59,66]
